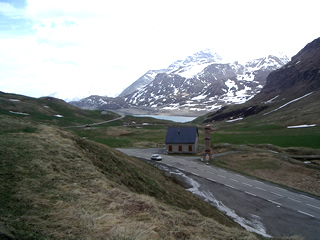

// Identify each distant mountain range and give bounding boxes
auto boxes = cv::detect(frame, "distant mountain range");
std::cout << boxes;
[204,37,320,125]
[70,49,289,115]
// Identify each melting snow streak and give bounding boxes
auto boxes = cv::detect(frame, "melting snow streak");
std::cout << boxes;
[9,111,29,116]
[263,92,313,115]
[287,124,316,128]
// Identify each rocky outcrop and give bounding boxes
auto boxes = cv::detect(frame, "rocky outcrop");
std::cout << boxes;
[252,37,320,102]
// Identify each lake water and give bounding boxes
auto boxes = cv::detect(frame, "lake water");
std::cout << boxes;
[133,115,197,123]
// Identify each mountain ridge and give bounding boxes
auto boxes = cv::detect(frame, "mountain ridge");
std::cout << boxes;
[71,50,289,114]
[251,37,320,103]
[203,37,320,125]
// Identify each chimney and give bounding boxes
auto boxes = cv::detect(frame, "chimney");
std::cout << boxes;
[204,124,212,162]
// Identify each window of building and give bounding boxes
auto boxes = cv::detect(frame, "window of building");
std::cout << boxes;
[179,145,182,151]
[169,145,172,152]
[189,145,192,152]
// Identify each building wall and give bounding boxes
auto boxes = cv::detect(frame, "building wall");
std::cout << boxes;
[166,138,198,154]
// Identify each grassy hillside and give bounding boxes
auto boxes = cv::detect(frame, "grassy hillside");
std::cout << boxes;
[0,92,119,127]
[74,121,169,148]
[1,115,265,240]
[196,90,320,149]
[211,123,320,149]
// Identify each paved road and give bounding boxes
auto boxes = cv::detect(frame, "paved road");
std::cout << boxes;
[118,148,320,239]
[64,112,125,128]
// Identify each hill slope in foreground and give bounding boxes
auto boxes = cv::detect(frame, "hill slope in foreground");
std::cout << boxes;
[0,115,263,240]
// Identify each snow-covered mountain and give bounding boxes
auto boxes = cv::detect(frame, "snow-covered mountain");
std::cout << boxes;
[122,53,289,112]
[70,95,128,110]
[119,49,222,97]
[71,50,289,114]
[166,48,223,74]
[49,90,110,103]
[118,69,168,97]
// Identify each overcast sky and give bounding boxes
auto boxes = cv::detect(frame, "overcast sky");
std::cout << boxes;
[0,0,319,100]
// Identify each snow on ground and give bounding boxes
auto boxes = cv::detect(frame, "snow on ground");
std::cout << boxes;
[225,79,237,94]
[287,124,316,129]
[191,94,207,100]
[221,94,250,105]
[162,103,179,110]
[99,98,108,104]
[9,111,29,116]
[205,104,222,111]
[226,118,243,122]
[54,115,64,118]
[178,63,212,78]
[263,92,313,115]
[9,99,20,102]
[173,87,179,95]
[264,95,279,104]
[220,81,253,105]
[237,72,255,81]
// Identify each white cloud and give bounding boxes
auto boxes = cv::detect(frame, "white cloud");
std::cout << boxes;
[0,0,319,100]
[0,2,25,18]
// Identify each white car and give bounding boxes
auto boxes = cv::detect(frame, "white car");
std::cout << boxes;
[151,154,162,161]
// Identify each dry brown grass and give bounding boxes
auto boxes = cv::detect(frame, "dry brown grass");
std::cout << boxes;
[213,147,320,196]
[1,123,262,240]
[106,126,132,136]
[253,164,320,196]
[134,141,159,148]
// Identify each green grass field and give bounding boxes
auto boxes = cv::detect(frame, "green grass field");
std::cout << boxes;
[73,119,320,150]
[212,124,320,149]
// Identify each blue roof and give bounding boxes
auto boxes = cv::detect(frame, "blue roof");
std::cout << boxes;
[165,127,198,144]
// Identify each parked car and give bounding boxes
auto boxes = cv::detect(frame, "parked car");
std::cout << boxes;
[151,154,162,161]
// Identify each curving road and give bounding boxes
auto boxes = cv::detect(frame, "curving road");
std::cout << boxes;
[64,112,125,128]
[118,148,320,239]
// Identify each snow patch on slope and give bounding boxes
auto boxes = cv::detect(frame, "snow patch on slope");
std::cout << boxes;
[9,111,29,116]
[287,124,316,128]
[264,92,313,115]
[177,63,212,78]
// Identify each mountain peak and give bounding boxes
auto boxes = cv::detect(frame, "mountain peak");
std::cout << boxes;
[245,54,289,70]
[167,49,223,72]
[192,48,221,60]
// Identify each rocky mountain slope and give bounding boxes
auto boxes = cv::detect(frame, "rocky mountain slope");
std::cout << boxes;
[71,49,289,115]
[203,37,320,124]
[71,94,129,110]
[124,54,288,111]
[252,37,320,102]
[119,69,168,97]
